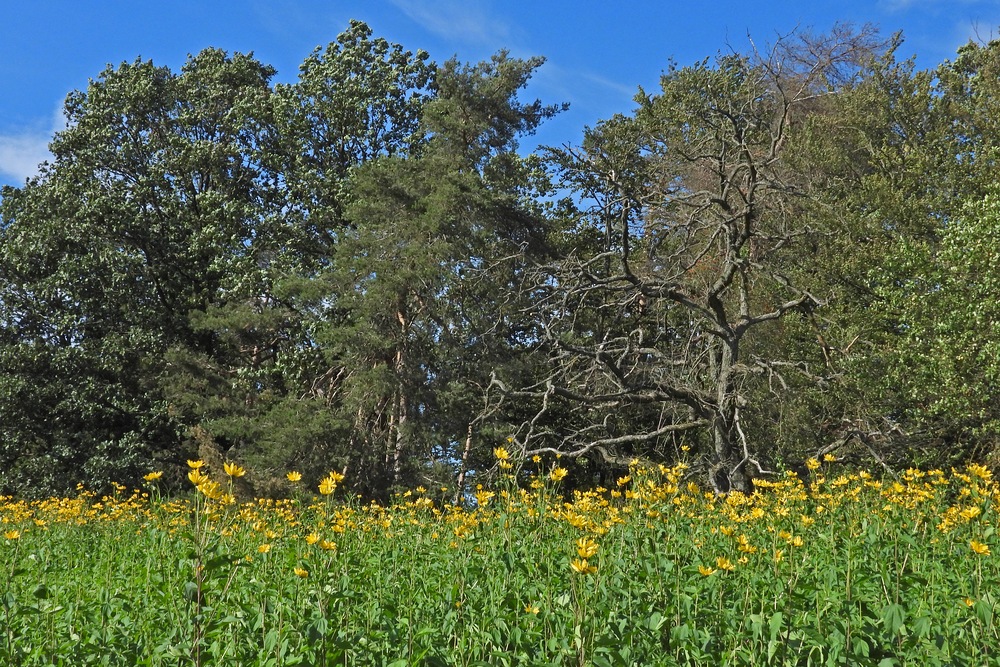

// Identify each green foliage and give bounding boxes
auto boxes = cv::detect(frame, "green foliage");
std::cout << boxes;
[7,20,1000,498]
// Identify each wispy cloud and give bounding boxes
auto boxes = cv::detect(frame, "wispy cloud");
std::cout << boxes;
[0,104,65,185]
[530,60,637,111]
[881,0,984,11]
[388,0,514,48]
[0,132,50,184]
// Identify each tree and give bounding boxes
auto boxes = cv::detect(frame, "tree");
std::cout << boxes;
[292,52,562,493]
[506,26,885,492]
[155,22,438,493]
[816,37,1000,467]
[0,49,277,495]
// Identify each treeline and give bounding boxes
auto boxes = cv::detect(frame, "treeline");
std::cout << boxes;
[2,21,999,498]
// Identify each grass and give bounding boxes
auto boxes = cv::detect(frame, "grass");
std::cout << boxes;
[1,458,998,665]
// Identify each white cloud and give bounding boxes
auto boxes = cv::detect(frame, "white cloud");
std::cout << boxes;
[881,0,983,10]
[0,104,65,185]
[0,133,50,184]
[388,0,513,48]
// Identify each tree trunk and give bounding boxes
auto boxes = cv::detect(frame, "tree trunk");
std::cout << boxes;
[391,300,409,486]
[710,336,751,494]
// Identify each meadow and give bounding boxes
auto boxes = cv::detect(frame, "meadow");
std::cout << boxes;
[1,455,998,666]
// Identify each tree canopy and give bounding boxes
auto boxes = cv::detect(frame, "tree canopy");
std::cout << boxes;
[2,21,999,498]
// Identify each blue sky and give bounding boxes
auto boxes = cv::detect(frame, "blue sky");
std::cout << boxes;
[2,0,998,187]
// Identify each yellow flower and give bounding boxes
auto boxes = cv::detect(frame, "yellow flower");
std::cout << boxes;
[964,597,975,607]
[293,567,309,578]
[550,467,568,482]
[187,460,206,469]
[188,470,208,486]
[286,471,302,483]
[774,549,784,563]
[327,471,345,484]
[823,454,837,462]
[570,558,597,575]
[805,458,821,471]
[197,480,223,500]
[960,507,981,521]
[716,556,735,572]
[143,471,163,482]
[258,543,272,554]
[970,540,991,556]
[576,536,599,559]
[617,475,631,487]
[698,565,716,576]
[319,540,337,551]
[318,477,337,495]
[224,461,246,478]
[800,515,815,528]
[791,536,804,548]
[493,447,510,461]
[524,604,540,615]
[4,530,20,540]
[305,532,320,545]
[532,455,541,464]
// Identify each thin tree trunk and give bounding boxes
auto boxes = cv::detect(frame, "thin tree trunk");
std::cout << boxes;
[454,421,475,504]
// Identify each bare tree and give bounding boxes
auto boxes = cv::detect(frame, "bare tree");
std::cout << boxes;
[497,25,886,492]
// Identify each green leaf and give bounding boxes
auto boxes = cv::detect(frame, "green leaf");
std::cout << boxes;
[881,603,906,636]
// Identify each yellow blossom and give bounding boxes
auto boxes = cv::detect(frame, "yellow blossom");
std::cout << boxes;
[960,507,981,521]
[716,556,735,572]
[187,460,205,469]
[4,530,19,540]
[143,471,163,482]
[286,471,302,483]
[319,477,337,495]
[524,604,540,615]
[805,458,821,471]
[188,470,208,486]
[698,565,716,576]
[305,533,320,545]
[570,558,597,575]
[550,467,568,482]
[258,543,272,554]
[970,540,991,556]
[293,567,309,578]
[576,536,599,559]
[823,454,837,462]
[197,480,223,500]
[493,447,510,461]
[224,461,246,478]
[319,540,337,551]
